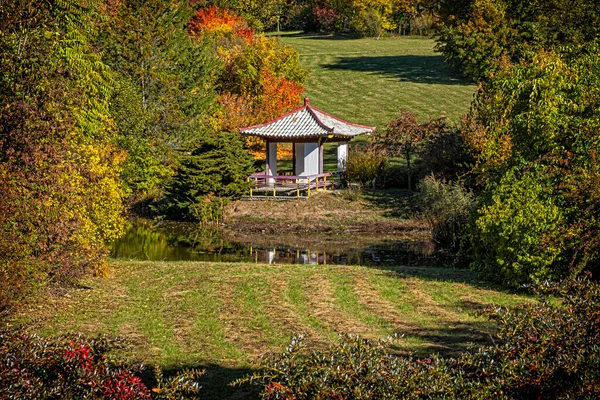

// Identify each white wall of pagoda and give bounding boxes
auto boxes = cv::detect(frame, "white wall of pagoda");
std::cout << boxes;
[303,143,320,178]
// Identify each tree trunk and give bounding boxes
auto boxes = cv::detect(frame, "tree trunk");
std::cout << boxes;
[406,150,412,191]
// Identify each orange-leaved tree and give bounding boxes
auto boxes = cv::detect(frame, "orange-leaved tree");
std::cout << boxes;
[189,6,307,159]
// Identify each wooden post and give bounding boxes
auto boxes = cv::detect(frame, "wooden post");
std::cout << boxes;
[248,177,252,197]
[323,175,327,190]
[316,176,319,192]
[296,179,300,197]
[323,252,326,265]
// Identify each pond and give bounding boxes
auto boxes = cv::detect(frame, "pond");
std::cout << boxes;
[110,219,438,267]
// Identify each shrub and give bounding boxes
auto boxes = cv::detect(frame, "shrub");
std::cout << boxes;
[417,126,473,182]
[417,176,475,251]
[0,328,203,399]
[471,168,565,287]
[344,145,388,189]
[236,276,600,399]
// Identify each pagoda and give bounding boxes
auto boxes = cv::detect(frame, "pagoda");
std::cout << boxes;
[240,98,375,197]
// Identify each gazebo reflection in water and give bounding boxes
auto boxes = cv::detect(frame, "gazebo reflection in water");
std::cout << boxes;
[239,98,375,198]
[249,246,333,265]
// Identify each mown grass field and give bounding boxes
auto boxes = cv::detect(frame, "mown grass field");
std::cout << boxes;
[278,32,476,130]
[15,261,532,399]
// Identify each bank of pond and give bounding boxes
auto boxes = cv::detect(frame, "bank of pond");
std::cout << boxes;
[110,219,443,267]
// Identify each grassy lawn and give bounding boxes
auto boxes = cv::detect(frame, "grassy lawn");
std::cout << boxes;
[13,261,531,399]
[278,32,475,130]
[271,33,476,171]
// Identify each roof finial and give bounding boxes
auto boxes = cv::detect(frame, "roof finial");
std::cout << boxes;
[304,97,310,106]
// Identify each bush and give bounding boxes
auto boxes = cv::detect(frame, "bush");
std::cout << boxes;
[344,145,388,190]
[471,168,565,287]
[417,176,475,251]
[417,126,473,182]
[0,328,203,399]
[236,276,600,399]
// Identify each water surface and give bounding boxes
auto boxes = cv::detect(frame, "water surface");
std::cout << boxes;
[110,220,436,266]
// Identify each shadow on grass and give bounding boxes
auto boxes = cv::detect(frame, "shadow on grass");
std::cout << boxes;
[374,265,530,296]
[360,189,416,218]
[391,319,498,358]
[145,363,260,400]
[324,55,468,85]
[271,31,361,40]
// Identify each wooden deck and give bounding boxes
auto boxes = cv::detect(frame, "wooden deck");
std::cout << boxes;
[247,172,335,198]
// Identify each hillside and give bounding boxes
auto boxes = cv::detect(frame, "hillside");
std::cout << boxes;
[278,33,475,130]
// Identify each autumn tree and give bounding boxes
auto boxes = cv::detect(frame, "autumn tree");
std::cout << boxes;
[189,6,307,157]
[0,0,124,310]
[374,112,446,190]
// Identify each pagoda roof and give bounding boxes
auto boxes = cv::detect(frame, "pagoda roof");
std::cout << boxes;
[239,98,375,141]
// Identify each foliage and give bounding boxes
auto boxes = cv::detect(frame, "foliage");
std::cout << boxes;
[191,0,287,31]
[0,0,125,311]
[163,132,254,222]
[236,276,600,399]
[344,145,388,189]
[472,168,565,286]
[417,176,475,250]
[417,123,473,182]
[436,0,600,81]
[276,0,438,37]
[454,276,600,399]
[463,47,600,285]
[190,6,307,155]
[0,328,204,399]
[189,5,253,41]
[99,0,221,199]
[313,4,338,32]
[373,112,446,190]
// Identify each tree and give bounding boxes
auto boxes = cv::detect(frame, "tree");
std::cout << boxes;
[463,46,600,285]
[98,0,221,199]
[163,132,254,222]
[374,112,445,190]
[436,0,600,81]
[189,6,307,156]
[0,0,124,310]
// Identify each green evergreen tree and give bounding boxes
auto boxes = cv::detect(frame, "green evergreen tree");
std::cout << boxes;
[164,132,254,222]
[98,0,221,199]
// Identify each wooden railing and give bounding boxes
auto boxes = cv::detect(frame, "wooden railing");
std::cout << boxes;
[247,172,335,197]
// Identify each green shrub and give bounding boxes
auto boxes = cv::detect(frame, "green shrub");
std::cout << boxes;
[471,168,565,287]
[0,329,203,399]
[163,132,254,222]
[235,333,455,399]
[236,276,600,399]
[344,145,387,189]
[417,176,475,250]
